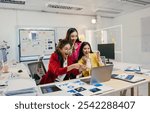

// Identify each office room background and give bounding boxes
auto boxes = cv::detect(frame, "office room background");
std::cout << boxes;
[0,0,150,69]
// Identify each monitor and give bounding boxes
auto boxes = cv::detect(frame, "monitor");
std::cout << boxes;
[98,43,115,64]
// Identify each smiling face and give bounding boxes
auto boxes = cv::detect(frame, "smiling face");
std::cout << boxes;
[82,44,91,57]
[59,44,71,59]
[70,31,78,44]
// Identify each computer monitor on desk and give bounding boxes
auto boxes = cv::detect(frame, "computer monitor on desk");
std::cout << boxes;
[98,43,115,64]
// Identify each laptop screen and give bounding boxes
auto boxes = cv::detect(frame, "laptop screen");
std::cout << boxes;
[81,65,113,85]
[91,65,113,83]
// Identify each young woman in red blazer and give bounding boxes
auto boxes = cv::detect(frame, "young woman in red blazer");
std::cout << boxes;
[40,39,84,84]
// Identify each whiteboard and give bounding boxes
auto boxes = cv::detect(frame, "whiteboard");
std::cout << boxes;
[19,29,55,61]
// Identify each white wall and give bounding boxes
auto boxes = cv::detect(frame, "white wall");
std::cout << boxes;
[95,7,150,68]
[0,9,96,62]
[101,17,113,28]
[113,7,150,68]
[85,30,98,51]
[85,16,113,51]
[0,10,17,62]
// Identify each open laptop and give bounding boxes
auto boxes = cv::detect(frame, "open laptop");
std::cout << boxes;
[81,65,113,84]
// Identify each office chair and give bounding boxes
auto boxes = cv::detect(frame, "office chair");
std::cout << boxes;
[28,61,46,85]
[100,56,106,66]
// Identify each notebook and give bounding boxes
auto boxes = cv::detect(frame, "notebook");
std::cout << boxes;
[81,65,113,84]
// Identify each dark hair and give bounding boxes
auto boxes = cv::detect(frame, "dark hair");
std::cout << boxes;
[65,28,81,46]
[78,42,93,61]
[55,39,71,67]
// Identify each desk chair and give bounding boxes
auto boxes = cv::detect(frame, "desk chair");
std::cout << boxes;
[28,61,46,85]
[100,56,106,65]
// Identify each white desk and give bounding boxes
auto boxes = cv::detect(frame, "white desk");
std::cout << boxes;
[37,61,150,96]
[0,63,33,95]
[37,77,114,96]
[1,61,150,96]
[102,70,150,96]
[112,61,150,96]
[37,69,150,96]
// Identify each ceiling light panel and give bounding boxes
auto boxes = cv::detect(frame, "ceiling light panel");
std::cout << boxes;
[0,0,26,5]
[120,0,150,5]
[96,7,122,14]
[46,2,83,11]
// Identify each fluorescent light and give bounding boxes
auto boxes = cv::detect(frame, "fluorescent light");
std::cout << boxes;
[120,0,150,5]
[96,7,122,14]
[91,18,96,24]
[0,0,26,5]
[46,2,83,11]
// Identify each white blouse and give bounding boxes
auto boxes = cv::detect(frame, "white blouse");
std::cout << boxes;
[56,59,68,82]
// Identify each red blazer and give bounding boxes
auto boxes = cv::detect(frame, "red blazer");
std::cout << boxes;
[40,52,79,84]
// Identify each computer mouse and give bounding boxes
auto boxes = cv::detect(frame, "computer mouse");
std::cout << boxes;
[18,69,23,73]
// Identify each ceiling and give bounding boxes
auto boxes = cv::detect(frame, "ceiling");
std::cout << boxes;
[0,0,150,18]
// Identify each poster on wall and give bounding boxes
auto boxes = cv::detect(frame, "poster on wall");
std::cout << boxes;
[19,29,55,62]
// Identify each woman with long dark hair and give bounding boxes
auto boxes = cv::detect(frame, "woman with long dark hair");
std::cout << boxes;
[40,39,83,84]
[78,42,104,77]
[65,28,82,63]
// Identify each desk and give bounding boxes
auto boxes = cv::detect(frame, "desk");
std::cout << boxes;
[36,61,150,96]
[10,63,30,78]
[112,61,150,96]
[101,70,150,96]
[1,62,150,96]
[37,69,150,96]
[0,63,32,95]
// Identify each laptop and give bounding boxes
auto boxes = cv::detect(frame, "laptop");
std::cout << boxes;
[81,65,113,84]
